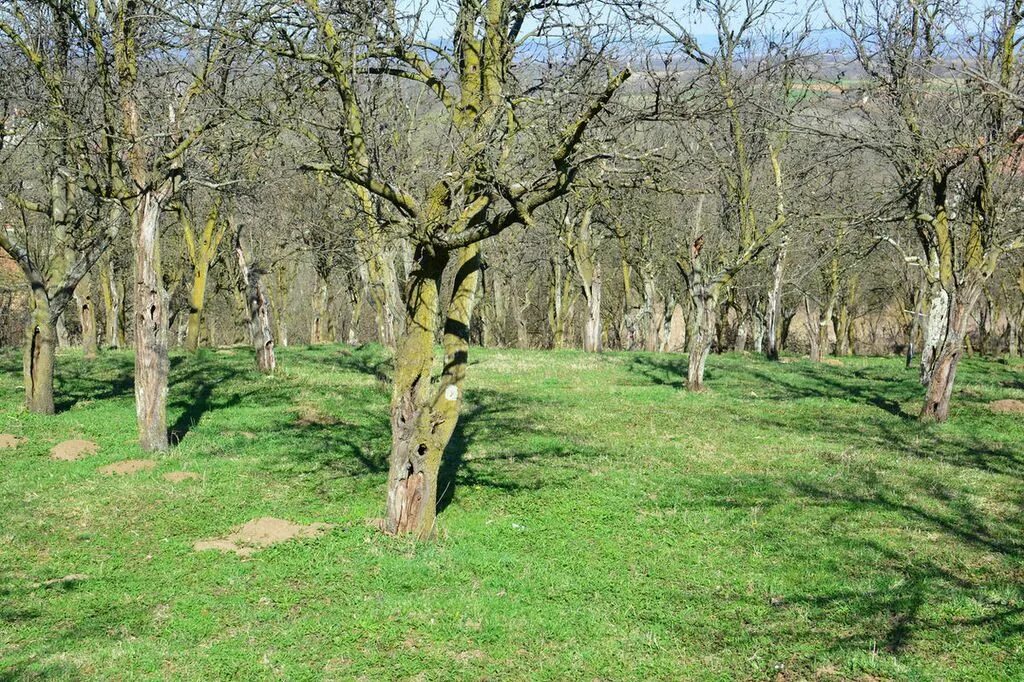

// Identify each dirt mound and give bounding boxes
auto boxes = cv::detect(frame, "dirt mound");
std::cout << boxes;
[194,517,331,557]
[50,439,99,461]
[163,471,200,483]
[989,399,1024,415]
[0,434,24,449]
[98,459,157,475]
[35,574,88,589]
[295,404,341,427]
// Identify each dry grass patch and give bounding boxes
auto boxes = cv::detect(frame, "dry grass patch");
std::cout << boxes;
[163,471,201,483]
[989,399,1024,414]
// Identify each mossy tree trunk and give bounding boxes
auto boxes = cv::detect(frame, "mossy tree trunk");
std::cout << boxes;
[24,287,57,414]
[385,245,481,538]
[182,201,226,352]
[99,257,125,349]
[921,291,976,421]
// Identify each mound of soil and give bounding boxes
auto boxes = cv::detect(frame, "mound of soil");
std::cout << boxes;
[163,471,201,483]
[194,517,331,557]
[0,434,25,449]
[295,405,341,427]
[37,574,89,589]
[98,459,157,475]
[50,439,99,461]
[989,399,1024,415]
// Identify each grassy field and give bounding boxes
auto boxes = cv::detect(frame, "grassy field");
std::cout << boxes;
[1,345,1023,680]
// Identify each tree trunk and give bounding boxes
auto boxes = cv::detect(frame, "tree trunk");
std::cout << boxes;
[384,244,481,538]
[920,281,950,385]
[582,262,602,352]
[733,318,748,353]
[24,287,57,414]
[75,273,98,360]
[765,238,787,360]
[235,230,276,373]
[55,313,71,348]
[133,192,169,452]
[185,260,211,351]
[804,296,821,362]
[273,264,292,347]
[516,275,533,349]
[345,270,364,345]
[311,278,328,345]
[687,284,717,391]
[920,290,977,422]
[99,259,124,349]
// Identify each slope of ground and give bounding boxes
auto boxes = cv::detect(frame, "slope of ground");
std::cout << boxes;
[0,345,1022,680]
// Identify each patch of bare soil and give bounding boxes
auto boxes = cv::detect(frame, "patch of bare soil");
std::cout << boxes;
[194,517,331,557]
[35,574,88,589]
[821,358,844,367]
[98,459,157,475]
[989,399,1024,415]
[50,439,99,461]
[0,434,25,449]
[163,471,201,483]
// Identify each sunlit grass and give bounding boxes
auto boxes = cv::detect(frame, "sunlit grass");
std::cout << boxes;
[1,345,1022,680]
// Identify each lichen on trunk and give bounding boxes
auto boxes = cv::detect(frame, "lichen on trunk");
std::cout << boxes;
[385,244,481,539]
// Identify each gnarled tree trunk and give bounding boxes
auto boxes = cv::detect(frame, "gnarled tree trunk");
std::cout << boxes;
[687,282,717,391]
[385,244,481,539]
[921,289,977,422]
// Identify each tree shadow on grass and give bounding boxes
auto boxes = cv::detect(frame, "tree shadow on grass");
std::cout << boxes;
[742,364,919,419]
[738,401,1024,659]
[167,354,283,444]
[624,353,697,389]
[53,352,136,412]
[437,388,584,514]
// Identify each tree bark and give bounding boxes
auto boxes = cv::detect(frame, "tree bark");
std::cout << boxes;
[765,238,787,361]
[920,279,949,385]
[75,272,98,360]
[385,244,481,538]
[235,228,276,373]
[24,287,57,414]
[311,278,329,345]
[687,285,716,391]
[920,294,970,422]
[99,258,125,349]
[582,262,602,353]
[133,192,170,452]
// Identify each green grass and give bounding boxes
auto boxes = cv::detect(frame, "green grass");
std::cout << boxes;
[1,345,1023,680]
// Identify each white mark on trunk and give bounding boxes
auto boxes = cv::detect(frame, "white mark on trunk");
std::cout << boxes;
[445,384,459,401]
